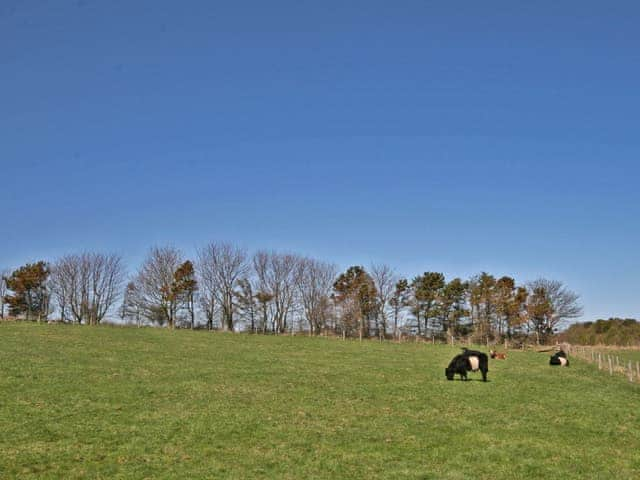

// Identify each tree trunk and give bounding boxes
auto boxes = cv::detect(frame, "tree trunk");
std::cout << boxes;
[393,307,398,339]
[190,295,195,330]
[26,290,32,322]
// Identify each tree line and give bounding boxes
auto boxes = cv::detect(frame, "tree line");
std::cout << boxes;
[558,318,640,346]
[0,242,583,344]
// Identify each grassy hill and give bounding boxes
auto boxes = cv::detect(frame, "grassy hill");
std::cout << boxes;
[559,318,640,346]
[1,323,639,479]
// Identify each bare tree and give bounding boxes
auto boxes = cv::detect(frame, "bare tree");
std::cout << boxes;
[121,281,143,327]
[88,253,125,325]
[335,291,362,339]
[296,258,337,335]
[51,253,125,325]
[235,278,258,333]
[526,278,583,342]
[133,246,184,328]
[253,251,302,334]
[51,255,86,324]
[196,242,248,332]
[197,264,217,331]
[0,269,10,319]
[49,263,70,323]
[370,263,396,339]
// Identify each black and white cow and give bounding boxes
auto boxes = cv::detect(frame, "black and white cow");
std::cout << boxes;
[549,350,569,367]
[445,348,489,382]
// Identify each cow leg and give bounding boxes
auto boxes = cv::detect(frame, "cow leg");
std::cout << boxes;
[480,356,489,381]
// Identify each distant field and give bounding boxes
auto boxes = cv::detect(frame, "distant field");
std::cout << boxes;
[583,346,640,365]
[1,324,639,479]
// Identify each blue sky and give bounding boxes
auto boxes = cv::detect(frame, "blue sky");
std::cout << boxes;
[1,1,639,321]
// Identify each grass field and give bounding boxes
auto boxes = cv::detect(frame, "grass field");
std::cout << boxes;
[587,346,640,365]
[1,323,639,479]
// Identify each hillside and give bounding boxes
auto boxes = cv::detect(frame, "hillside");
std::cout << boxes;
[1,323,639,479]
[559,318,640,346]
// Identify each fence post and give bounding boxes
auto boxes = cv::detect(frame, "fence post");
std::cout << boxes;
[608,356,613,375]
[628,361,634,382]
[598,353,602,370]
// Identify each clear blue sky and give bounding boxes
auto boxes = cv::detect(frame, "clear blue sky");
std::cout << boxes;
[1,1,639,322]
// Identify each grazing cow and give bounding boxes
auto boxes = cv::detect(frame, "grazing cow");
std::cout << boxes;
[489,349,507,359]
[550,350,569,367]
[445,349,489,382]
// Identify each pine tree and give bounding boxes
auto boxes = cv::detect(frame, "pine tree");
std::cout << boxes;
[4,262,50,322]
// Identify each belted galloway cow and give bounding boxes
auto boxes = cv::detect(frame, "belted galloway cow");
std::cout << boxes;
[550,350,569,367]
[445,348,489,382]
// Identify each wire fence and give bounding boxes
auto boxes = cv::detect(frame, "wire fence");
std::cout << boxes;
[566,344,640,383]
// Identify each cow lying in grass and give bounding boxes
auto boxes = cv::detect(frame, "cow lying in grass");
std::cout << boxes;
[550,350,569,367]
[489,349,507,359]
[445,348,489,382]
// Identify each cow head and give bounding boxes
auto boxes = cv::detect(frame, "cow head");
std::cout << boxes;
[445,366,455,380]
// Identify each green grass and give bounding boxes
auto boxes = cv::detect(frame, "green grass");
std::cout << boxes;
[588,347,640,365]
[1,323,639,479]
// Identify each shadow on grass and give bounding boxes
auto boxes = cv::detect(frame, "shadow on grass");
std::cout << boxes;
[446,378,491,382]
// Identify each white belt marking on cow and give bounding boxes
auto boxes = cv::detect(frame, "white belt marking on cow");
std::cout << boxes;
[469,356,480,371]
[559,357,567,367]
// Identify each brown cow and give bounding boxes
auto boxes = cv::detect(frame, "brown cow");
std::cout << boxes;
[489,349,507,360]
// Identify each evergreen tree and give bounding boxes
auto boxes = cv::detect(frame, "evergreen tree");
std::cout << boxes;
[411,272,445,336]
[440,278,469,338]
[173,260,198,328]
[389,278,410,338]
[333,266,378,339]
[4,262,50,322]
